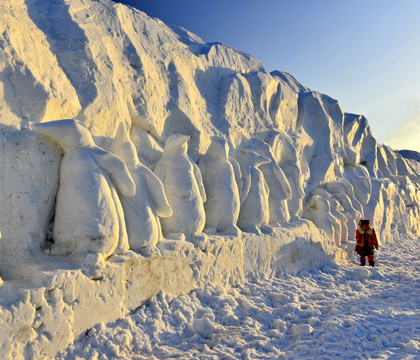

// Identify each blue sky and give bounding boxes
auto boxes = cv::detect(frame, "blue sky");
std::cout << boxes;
[116,0,420,152]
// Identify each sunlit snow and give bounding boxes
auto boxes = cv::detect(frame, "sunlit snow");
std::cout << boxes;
[58,237,419,360]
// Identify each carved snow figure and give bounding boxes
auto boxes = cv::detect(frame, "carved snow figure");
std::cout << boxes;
[228,152,244,203]
[326,178,364,217]
[130,125,164,169]
[236,149,271,234]
[346,166,372,206]
[262,131,305,218]
[110,123,172,255]
[153,134,207,237]
[329,198,349,245]
[31,120,135,263]
[311,188,343,245]
[325,180,362,240]
[198,137,241,236]
[330,192,357,241]
[242,138,292,226]
[303,194,340,243]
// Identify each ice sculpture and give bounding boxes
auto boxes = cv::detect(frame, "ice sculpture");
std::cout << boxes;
[262,131,306,218]
[329,198,349,245]
[325,180,362,240]
[236,149,271,234]
[345,166,372,205]
[110,123,172,255]
[198,137,241,236]
[310,189,342,245]
[242,138,292,226]
[153,134,207,236]
[31,120,135,260]
[303,195,339,243]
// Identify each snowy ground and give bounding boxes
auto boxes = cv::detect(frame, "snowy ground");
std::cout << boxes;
[58,237,419,360]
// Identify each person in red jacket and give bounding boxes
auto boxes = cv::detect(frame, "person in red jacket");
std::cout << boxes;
[355,219,379,266]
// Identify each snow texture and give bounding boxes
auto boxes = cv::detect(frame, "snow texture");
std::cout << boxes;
[260,130,307,219]
[0,222,333,359]
[0,130,61,258]
[0,0,419,358]
[58,236,420,360]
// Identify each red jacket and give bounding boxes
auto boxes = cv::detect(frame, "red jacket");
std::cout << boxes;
[356,227,379,249]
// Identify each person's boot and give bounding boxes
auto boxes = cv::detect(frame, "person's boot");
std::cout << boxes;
[369,259,375,267]
[360,258,366,266]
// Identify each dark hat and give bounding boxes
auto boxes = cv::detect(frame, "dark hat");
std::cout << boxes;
[359,219,371,226]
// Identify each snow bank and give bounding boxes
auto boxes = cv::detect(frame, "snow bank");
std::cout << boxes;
[0,225,335,359]
[243,220,336,277]
[58,237,420,360]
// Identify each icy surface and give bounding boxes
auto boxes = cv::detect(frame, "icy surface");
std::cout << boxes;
[0,223,332,359]
[58,236,420,360]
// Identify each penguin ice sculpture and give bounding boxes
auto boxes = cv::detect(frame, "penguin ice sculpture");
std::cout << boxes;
[311,188,348,246]
[110,123,172,255]
[303,194,340,243]
[263,130,305,218]
[325,180,362,241]
[153,134,207,236]
[198,137,241,236]
[31,120,135,260]
[242,138,292,226]
[236,149,271,234]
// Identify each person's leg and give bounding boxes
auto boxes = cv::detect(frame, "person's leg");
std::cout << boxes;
[368,254,374,267]
[360,256,366,266]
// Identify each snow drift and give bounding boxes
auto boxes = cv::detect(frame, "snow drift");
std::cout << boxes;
[0,0,419,358]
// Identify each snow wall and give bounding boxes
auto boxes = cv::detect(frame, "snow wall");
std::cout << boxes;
[0,0,419,358]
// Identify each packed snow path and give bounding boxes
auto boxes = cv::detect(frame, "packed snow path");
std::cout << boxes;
[58,237,419,360]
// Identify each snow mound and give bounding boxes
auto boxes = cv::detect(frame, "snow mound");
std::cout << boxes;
[58,237,420,360]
